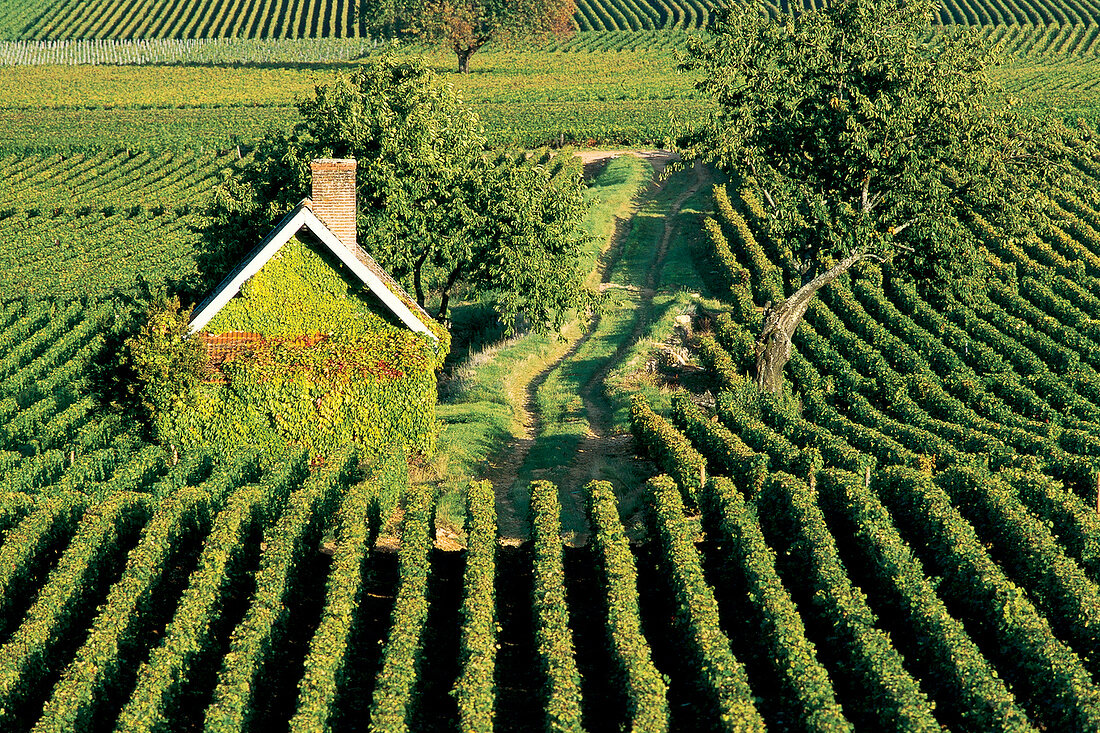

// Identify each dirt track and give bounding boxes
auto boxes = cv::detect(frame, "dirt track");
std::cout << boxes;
[480,150,698,543]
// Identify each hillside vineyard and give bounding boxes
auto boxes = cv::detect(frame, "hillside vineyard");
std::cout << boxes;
[7,0,1100,39]
[4,0,1100,728]
[0,155,1099,728]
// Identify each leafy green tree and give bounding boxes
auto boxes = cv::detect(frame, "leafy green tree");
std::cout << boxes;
[362,0,576,72]
[209,56,592,333]
[680,0,1081,392]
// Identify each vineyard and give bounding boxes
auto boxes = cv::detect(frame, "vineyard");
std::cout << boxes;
[0,150,237,299]
[7,23,1100,65]
[4,28,1100,152]
[3,0,1100,726]
[0,141,1098,727]
[0,0,364,41]
[6,0,1100,38]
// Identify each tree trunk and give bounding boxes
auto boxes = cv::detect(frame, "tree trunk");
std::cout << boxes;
[755,251,878,393]
[457,47,473,74]
[412,249,430,309]
[436,265,464,321]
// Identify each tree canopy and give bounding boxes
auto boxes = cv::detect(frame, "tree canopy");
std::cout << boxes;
[363,0,576,72]
[680,0,1084,391]
[207,56,592,333]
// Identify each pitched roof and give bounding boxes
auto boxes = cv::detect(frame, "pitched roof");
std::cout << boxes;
[188,199,437,341]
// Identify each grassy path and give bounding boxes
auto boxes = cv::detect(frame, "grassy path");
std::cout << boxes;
[555,162,709,534]
[434,153,654,540]
[487,158,714,542]
[433,152,719,543]
[477,154,659,539]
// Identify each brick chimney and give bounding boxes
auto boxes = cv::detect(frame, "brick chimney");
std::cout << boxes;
[310,158,357,248]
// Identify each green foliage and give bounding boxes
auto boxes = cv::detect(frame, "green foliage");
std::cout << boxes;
[0,491,151,728]
[116,453,305,733]
[367,483,433,733]
[694,332,742,392]
[148,238,443,464]
[629,394,706,507]
[209,239,395,337]
[32,458,258,732]
[528,479,584,733]
[936,466,1100,673]
[644,473,765,731]
[363,0,576,72]
[702,475,851,732]
[877,467,1100,729]
[12,0,1100,44]
[1003,468,1100,579]
[0,151,221,300]
[453,479,498,733]
[585,480,668,733]
[126,296,206,420]
[814,469,1036,730]
[0,0,365,40]
[671,393,767,497]
[292,450,407,733]
[711,184,783,305]
[681,0,1085,301]
[204,449,358,733]
[0,494,87,636]
[212,55,593,332]
[757,471,941,731]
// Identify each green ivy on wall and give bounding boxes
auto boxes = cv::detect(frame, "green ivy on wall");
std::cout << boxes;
[146,236,448,464]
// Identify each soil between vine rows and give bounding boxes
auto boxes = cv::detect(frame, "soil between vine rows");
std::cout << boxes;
[759,504,880,730]
[564,546,627,732]
[821,494,1001,732]
[493,546,541,733]
[0,522,75,646]
[411,550,464,732]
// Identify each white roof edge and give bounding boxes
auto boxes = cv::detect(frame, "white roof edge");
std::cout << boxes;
[188,205,310,334]
[299,208,436,340]
[188,204,436,341]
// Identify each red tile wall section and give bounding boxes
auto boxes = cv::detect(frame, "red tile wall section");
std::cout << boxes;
[198,332,328,382]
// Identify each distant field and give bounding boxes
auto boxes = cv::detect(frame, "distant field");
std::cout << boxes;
[3,0,1100,40]
[0,49,692,107]
[0,44,705,150]
[2,31,1100,151]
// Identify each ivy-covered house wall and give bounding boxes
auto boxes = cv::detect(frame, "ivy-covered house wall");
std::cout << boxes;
[162,235,448,464]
